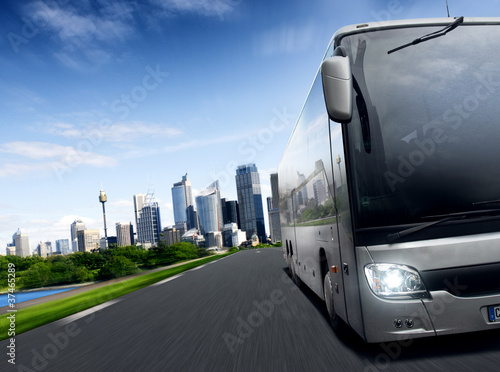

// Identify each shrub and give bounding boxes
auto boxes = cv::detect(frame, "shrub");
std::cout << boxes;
[98,256,138,280]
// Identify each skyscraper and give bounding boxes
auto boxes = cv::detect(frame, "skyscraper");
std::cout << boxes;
[56,239,70,255]
[268,173,282,243]
[221,198,240,227]
[195,181,222,236]
[136,191,162,246]
[116,222,134,247]
[77,229,101,252]
[45,241,53,256]
[160,226,184,246]
[235,164,266,242]
[186,205,200,231]
[171,173,194,227]
[70,219,86,253]
[36,242,48,257]
[13,229,30,257]
[133,193,147,231]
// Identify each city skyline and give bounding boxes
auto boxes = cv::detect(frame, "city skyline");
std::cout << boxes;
[3,163,269,255]
[1,1,495,252]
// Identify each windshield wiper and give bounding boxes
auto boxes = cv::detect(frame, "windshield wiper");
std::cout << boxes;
[387,208,500,243]
[473,199,500,206]
[387,16,464,54]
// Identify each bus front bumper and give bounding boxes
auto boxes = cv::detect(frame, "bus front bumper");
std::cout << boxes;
[361,290,500,343]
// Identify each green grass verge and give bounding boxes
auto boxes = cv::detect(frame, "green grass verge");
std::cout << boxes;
[0,252,235,340]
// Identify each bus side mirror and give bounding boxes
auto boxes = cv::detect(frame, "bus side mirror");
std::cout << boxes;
[321,56,352,123]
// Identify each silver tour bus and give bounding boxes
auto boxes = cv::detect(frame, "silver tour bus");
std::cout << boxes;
[279,17,500,342]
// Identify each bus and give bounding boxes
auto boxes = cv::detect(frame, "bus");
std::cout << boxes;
[278,17,500,343]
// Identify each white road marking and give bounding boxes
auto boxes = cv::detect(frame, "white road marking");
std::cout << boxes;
[190,264,207,271]
[152,273,184,286]
[57,299,120,325]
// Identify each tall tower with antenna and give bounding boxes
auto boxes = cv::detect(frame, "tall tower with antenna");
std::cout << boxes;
[99,185,108,249]
[136,185,162,246]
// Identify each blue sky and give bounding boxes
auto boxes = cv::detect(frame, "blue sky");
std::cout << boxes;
[1,0,499,252]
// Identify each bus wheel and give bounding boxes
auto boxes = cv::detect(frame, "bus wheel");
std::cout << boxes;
[323,271,342,331]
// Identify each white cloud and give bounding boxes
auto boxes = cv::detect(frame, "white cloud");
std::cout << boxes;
[1,141,69,159]
[254,24,316,56]
[0,141,117,178]
[45,122,182,143]
[23,0,136,70]
[27,1,135,44]
[151,0,240,18]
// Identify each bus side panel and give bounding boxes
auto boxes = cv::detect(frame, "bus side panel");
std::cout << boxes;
[279,72,348,321]
[329,120,365,338]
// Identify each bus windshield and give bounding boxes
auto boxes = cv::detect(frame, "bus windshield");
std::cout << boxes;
[339,24,500,234]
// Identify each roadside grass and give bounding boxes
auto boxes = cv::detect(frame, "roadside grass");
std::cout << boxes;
[0,252,235,340]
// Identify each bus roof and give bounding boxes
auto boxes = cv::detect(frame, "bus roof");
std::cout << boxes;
[330,17,500,47]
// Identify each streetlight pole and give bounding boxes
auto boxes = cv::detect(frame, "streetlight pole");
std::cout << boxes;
[99,188,108,249]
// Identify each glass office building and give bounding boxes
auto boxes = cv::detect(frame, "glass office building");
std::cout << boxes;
[236,164,266,243]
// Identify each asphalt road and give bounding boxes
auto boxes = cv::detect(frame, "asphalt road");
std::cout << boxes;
[3,248,500,372]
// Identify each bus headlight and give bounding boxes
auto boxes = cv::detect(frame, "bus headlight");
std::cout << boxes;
[364,264,429,299]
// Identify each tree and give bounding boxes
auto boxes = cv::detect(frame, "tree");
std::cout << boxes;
[49,260,75,285]
[68,252,105,270]
[22,262,51,288]
[98,256,138,280]
[110,246,146,264]
[74,266,94,283]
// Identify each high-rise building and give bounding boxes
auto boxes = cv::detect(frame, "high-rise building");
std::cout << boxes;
[235,164,266,242]
[222,223,238,247]
[206,231,223,248]
[77,229,100,252]
[45,241,53,256]
[231,229,247,247]
[36,241,48,257]
[268,173,282,243]
[13,229,30,257]
[56,239,70,255]
[195,181,222,236]
[172,173,194,227]
[116,222,134,247]
[186,205,200,231]
[70,219,86,253]
[100,236,116,249]
[133,193,147,232]
[160,225,185,246]
[136,192,162,246]
[221,198,240,227]
[129,223,134,245]
[6,245,15,256]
